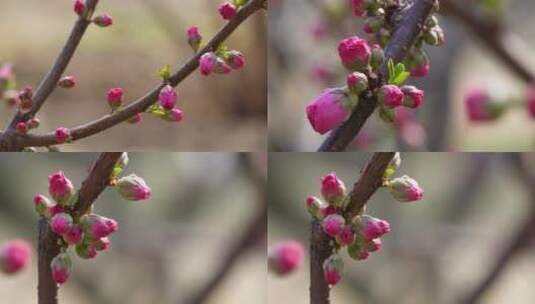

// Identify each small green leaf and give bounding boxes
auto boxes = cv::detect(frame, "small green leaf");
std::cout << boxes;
[391,71,410,85]
[158,65,171,80]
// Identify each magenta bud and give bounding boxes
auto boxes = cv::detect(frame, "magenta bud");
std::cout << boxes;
[58,76,76,89]
[116,174,151,201]
[337,36,371,71]
[335,226,355,246]
[305,196,325,219]
[378,84,403,108]
[214,58,232,75]
[55,127,72,144]
[74,0,86,17]
[323,254,343,286]
[51,253,72,285]
[128,112,143,124]
[93,237,111,251]
[107,87,124,110]
[165,108,184,122]
[218,2,238,20]
[34,194,53,217]
[50,213,74,235]
[366,238,382,252]
[370,44,385,70]
[0,240,31,275]
[48,204,65,218]
[48,171,75,205]
[63,225,84,245]
[268,240,304,275]
[388,175,424,202]
[306,88,352,135]
[75,243,99,259]
[226,50,246,70]
[346,72,368,95]
[187,26,202,52]
[158,85,178,111]
[401,85,424,109]
[93,14,113,27]
[80,214,119,239]
[358,215,391,240]
[200,52,217,76]
[320,172,346,205]
[348,240,369,261]
[322,214,346,237]
[16,122,28,134]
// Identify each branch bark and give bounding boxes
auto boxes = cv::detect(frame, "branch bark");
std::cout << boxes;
[310,152,395,304]
[318,0,436,152]
[38,152,122,304]
[0,0,266,151]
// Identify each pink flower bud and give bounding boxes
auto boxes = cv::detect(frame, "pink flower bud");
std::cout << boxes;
[226,50,246,70]
[16,122,28,134]
[336,226,355,246]
[366,238,382,252]
[306,196,325,218]
[268,240,304,275]
[306,88,351,135]
[58,76,76,89]
[28,117,40,129]
[107,87,124,110]
[0,240,31,275]
[200,52,217,76]
[48,204,65,218]
[63,225,84,245]
[214,58,232,75]
[55,127,71,144]
[51,213,74,235]
[158,85,178,110]
[378,84,403,108]
[337,36,371,70]
[322,214,345,237]
[116,174,151,201]
[370,43,385,70]
[348,240,369,260]
[75,243,99,259]
[323,254,343,286]
[320,172,346,205]
[351,0,365,16]
[464,88,506,122]
[34,194,53,217]
[219,2,238,20]
[93,237,111,251]
[320,205,337,218]
[388,175,424,202]
[48,171,75,205]
[74,0,86,17]
[187,26,202,51]
[359,215,391,240]
[410,63,430,77]
[128,112,143,124]
[401,85,424,109]
[93,14,113,27]
[51,253,72,285]
[80,214,119,239]
[346,72,368,94]
[165,108,184,122]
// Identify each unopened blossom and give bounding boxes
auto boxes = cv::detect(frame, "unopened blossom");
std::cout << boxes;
[306,195,325,218]
[306,88,351,135]
[63,225,84,245]
[226,50,246,70]
[50,213,74,235]
[219,2,237,20]
[116,174,151,201]
[159,85,178,110]
[107,87,124,110]
[48,171,75,205]
[200,52,217,76]
[378,85,404,109]
[320,172,346,205]
[51,253,72,284]
[15,122,28,134]
[0,240,31,275]
[74,0,86,17]
[388,175,424,202]
[268,240,304,275]
[58,76,77,89]
[323,254,343,286]
[166,108,184,122]
[359,215,391,240]
[337,36,371,70]
[187,26,202,51]
[336,226,355,246]
[55,127,71,144]
[80,214,119,239]
[322,214,345,237]
[93,14,113,27]
[401,85,424,108]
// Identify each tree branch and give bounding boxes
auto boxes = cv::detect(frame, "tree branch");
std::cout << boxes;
[38,152,122,304]
[0,0,266,151]
[318,0,436,152]
[310,152,395,304]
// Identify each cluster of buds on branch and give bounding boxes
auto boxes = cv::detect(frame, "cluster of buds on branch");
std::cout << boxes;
[0,240,32,275]
[33,153,151,285]
[305,153,423,286]
[306,0,443,137]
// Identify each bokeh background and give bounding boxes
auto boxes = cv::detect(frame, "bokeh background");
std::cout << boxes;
[0,152,266,304]
[268,152,535,303]
[269,0,535,151]
[0,0,266,151]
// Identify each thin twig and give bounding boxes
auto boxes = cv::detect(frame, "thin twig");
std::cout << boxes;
[310,152,395,304]
[38,152,122,304]
[0,0,266,151]
[318,0,436,152]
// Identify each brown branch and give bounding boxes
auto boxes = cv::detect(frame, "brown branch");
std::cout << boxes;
[38,152,122,304]
[441,0,534,84]
[310,152,395,304]
[0,0,266,151]
[318,0,436,152]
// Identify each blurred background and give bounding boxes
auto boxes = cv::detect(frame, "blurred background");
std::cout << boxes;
[268,152,535,303]
[269,0,535,151]
[0,152,266,304]
[0,0,266,151]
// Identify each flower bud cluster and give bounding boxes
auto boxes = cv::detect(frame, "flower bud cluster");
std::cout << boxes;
[218,0,250,20]
[199,49,246,76]
[33,153,151,285]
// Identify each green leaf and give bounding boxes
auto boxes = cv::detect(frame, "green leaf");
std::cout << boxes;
[387,60,410,85]
[158,65,171,80]
[391,71,410,85]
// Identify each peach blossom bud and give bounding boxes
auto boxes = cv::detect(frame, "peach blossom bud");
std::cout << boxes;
[336,226,355,246]
[323,254,343,285]
[128,112,143,124]
[306,88,352,135]
[226,50,246,70]
[107,87,124,110]
[93,14,113,27]
[93,237,111,251]
[366,238,382,252]
[268,240,304,275]
[378,85,403,109]
[74,0,86,17]
[48,171,75,205]
[200,52,217,76]
[346,72,368,95]
[187,26,202,52]
[320,205,337,218]
[320,172,346,205]
[63,225,84,245]
[306,196,325,218]
[348,239,369,260]
[158,85,178,110]
[388,175,424,202]
[75,243,98,259]
[55,127,71,144]
[359,215,391,240]
[34,194,53,217]
[51,213,74,235]
[370,44,384,70]
[401,85,424,109]
[48,204,65,218]
[0,240,31,275]
[51,253,72,285]
[322,214,345,237]
[80,214,119,239]
[16,122,28,134]
[214,58,232,75]
[166,108,184,122]
[58,76,76,89]
[219,2,238,20]
[116,174,151,201]
[337,36,371,71]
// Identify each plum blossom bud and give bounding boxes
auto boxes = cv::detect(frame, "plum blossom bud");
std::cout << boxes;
[55,127,71,144]
[527,84,535,119]
[48,171,75,205]
[306,196,325,218]
[48,204,65,218]
[15,122,28,134]
[200,52,217,76]
[63,225,84,245]
[107,87,123,110]
[337,36,371,71]
[34,194,53,217]
[51,253,72,285]
[28,117,40,129]
[367,238,382,252]
[80,214,119,239]
[128,112,143,124]
[50,213,74,235]
[322,214,346,237]
[165,108,184,122]
[378,84,403,108]
[358,215,391,240]
[336,226,355,246]
[268,241,304,275]
[74,0,86,17]
[384,152,401,178]
[158,85,178,110]
[93,237,111,251]
[388,175,424,202]
[58,76,76,89]
[116,174,151,201]
[0,240,31,275]
[348,240,369,260]
[464,88,506,122]
[214,58,232,75]
[401,85,424,109]
[346,72,368,95]
[93,14,113,27]
[219,2,238,20]
[351,0,366,16]
[320,172,346,205]
[75,243,98,259]
[187,26,202,51]
[226,50,246,70]
[370,44,385,70]
[411,63,430,77]
[323,254,343,286]
[320,205,337,218]
[306,88,352,135]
